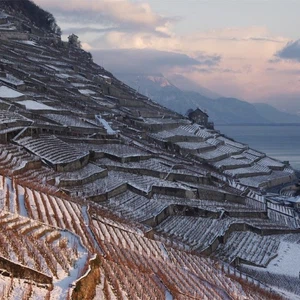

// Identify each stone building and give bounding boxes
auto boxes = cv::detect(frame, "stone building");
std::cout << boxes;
[187,108,214,129]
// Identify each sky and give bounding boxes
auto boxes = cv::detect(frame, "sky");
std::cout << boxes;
[35,0,300,110]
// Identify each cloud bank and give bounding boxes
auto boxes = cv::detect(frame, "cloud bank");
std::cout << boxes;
[35,0,175,36]
[91,49,218,74]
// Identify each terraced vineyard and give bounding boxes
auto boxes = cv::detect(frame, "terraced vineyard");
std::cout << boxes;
[0,1,299,299]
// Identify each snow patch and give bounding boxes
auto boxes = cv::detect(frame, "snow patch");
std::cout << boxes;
[19,40,37,46]
[95,115,116,135]
[17,100,58,110]
[0,85,24,98]
[79,89,96,95]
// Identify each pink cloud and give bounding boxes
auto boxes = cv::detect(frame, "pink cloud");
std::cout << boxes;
[34,0,300,101]
[34,0,172,31]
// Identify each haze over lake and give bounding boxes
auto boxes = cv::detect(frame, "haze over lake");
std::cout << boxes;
[216,125,300,171]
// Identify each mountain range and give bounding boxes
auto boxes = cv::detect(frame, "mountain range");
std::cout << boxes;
[116,73,300,125]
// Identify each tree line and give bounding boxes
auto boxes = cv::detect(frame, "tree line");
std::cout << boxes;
[1,0,61,35]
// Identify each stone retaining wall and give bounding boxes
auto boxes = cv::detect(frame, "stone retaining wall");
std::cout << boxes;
[0,256,52,285]
[58,169,108,187]
[0,31,28,40]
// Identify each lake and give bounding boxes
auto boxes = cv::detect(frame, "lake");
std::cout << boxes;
[216,125,300,171]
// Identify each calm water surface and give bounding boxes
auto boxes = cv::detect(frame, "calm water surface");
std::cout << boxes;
[216,125,300,171]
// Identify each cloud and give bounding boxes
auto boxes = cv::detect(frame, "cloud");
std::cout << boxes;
[34,0,176,35]
[268,58,281,63]
[91,48,214,74]
[248,37,283,43]
[34,1,299,101]
[62,26,171,38]
[266,67,300,75]
[86,25,294,100]
[81,42,93,51]
[276,39,300,62]
[193,52,221,66]
[191,67,240,74]
[193,68,213,74]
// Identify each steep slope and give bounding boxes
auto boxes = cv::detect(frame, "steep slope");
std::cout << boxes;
[0,2,299,299]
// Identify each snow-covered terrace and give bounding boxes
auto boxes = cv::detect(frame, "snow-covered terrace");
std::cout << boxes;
[243,217,293,230]
[257,157,285,169]
[176,181,231,197]
[156,216,234,251]
[17,40,38,46]
[70,173,125,197]
[0,110,30,124]
[95,157,199,179]
[15,40,45,49]
[149,127,199,141]
[55,73,72,80]
[0,85,24,99]
[154,194,265,213]
[79,89,96,96]
[99,74,111,80]
[44,64,72,73]
[217,144,244,155]
[247,148,266,158]
[92,97,116,108]
[43,113,99,129]
[212,157,252,169]
[96,157,170,172]
[95,115,116,135]
[16,135,89,165]
[0,74,24,86]
[17,100,58,111]
[239,169,296,188]
[46,60,72,67]
[180,124,215,139]
[73,74,89,82]
[142,118,189,125]
[27,56,55,64]
[224,164,271,177]
[105,191,169,223]
[241,234,300,298]
[196,148,228,161]
[57,164,107,184]
[206,137,224,146]
[0,58,13,65]
[175,141,214,151]
[215,231,279,266]
[69,143,150,159]
[109,170,196,194]
[218,136,248,149]
[71,82,86,88]
[0,24,16,31]
[241,151,262,162]
[0,11,8,19]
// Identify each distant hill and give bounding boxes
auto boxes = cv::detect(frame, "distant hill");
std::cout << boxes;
[259,94,300,116]
[254,103,300,123]
[168,73,222,99]
[118,73,300,125]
